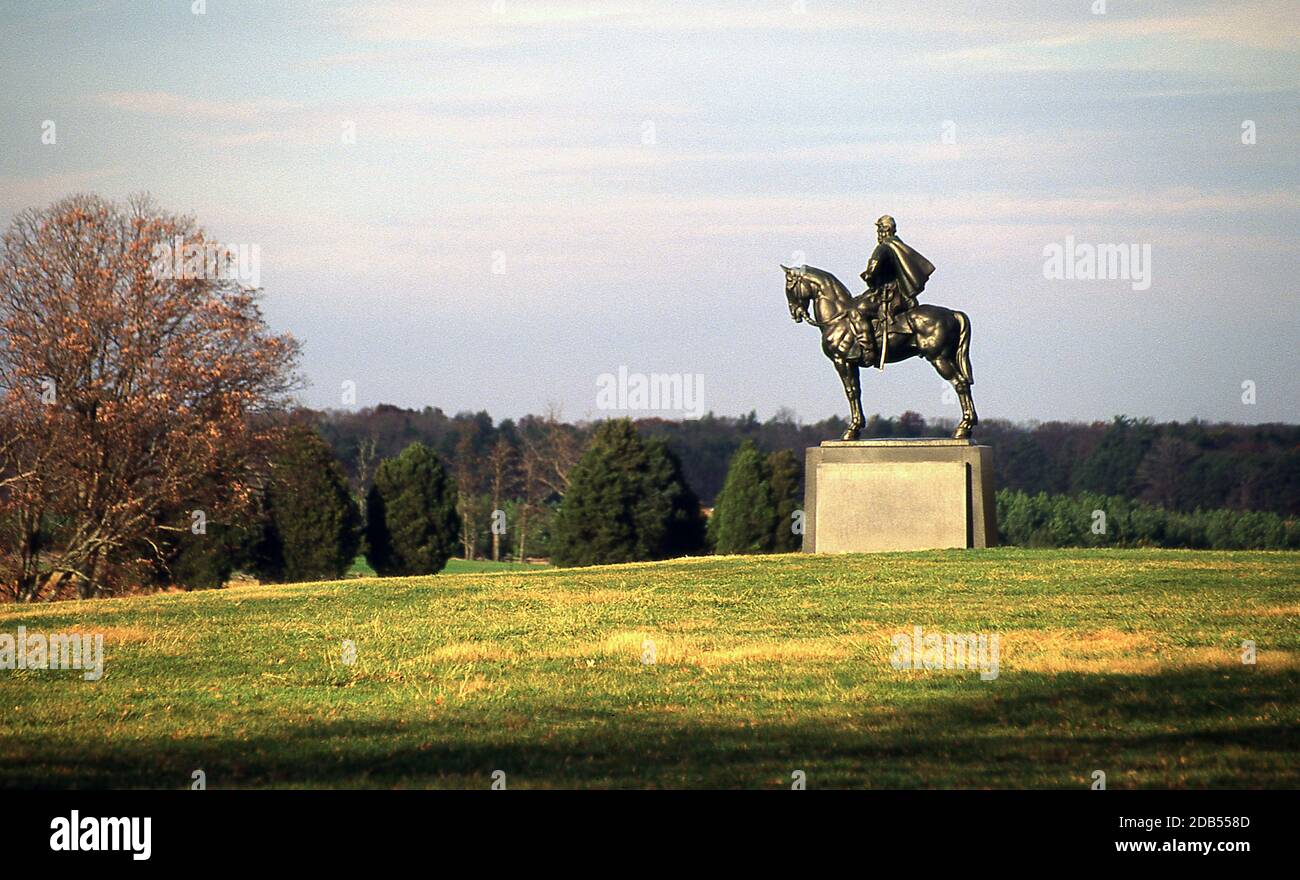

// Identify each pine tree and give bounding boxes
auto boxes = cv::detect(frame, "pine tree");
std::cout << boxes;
[1072,416,1156,497]
[254,425,361,582]
[163,522,240,589]
[365,442,460,576]
[767,448,803,552]
[551,419,704,567]
[640,439,707,559]
[709,441,777,554]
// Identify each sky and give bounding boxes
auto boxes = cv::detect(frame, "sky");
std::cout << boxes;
[1,0,1297,427]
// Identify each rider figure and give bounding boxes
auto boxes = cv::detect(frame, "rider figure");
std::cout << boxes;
[859,215,935,360]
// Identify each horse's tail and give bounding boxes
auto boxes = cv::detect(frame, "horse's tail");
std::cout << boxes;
[954,310,973,386]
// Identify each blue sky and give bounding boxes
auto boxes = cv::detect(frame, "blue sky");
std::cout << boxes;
[1,0,1296,425]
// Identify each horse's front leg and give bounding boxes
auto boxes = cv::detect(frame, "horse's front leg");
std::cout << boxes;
[834,359,864,440]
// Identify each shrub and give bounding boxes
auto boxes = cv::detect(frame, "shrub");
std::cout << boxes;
[252,425,361,582]
[551,420,705,567]
[767,449,804,552]
[709,441,777,554]
[996,489,1292,550]
[365,442,460,576]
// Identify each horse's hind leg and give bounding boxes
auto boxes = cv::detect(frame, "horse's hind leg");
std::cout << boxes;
[931,356,976,439]
[834,359,864,440]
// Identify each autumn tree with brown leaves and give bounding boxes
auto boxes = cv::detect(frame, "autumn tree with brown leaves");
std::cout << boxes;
[0,194,299,600]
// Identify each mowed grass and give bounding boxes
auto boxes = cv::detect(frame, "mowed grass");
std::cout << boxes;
[1,548,1297,789]
[347,557,549,577]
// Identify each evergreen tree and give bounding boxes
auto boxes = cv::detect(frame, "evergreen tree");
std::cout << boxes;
[766,448,803,552]
[253,425,361,582]
[640,439,708,559]
[365,442,460,576]
[163,523,240,589]
[551,419,704,566]
[139,487,252,591]
[995,434,1056,493]
[1072,416,1156,497]
[709,441,777,554]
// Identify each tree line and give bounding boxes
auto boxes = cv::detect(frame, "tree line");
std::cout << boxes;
[997,489,1299,550]
[174,411,1300,597]
[2,194,1295,601]
[318,407,1300,518]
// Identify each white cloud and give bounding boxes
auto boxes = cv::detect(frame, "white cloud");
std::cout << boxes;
[94,91,304,121]
[332,0,1299,51]
[0,168,127,216]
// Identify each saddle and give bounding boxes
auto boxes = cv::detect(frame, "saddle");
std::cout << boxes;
[822,296,916,363]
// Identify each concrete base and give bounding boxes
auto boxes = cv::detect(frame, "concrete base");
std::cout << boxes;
[802,439,996,553]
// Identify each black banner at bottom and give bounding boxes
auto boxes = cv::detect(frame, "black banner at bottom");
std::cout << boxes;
[3,790,1289,866]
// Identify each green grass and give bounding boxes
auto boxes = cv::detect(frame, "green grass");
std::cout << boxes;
[346,556,549,577]
[2,548,1297,789]
[442,558,551,574]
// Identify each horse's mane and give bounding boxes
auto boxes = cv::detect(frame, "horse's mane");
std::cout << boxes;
[800,265,852,299]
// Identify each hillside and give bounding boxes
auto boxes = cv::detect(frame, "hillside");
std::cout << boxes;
[2,549,1297,788]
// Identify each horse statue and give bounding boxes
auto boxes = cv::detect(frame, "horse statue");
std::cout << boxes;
[781,264,978,440]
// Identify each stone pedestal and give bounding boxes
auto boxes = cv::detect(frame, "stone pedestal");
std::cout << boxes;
[802,439,995,553]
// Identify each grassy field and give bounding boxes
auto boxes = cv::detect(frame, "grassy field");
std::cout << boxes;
[1,548,1297,789]
[347,556,550,577]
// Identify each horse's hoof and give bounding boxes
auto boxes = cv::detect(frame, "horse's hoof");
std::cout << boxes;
[953,426,971,440]
[841,428,860,441]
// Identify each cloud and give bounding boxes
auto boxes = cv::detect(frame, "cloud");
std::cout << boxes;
[94,91,304,121]
[495,130,1112,172]
[922,0,1298,77]
[183,184,1297,309]
[331,0,1299,51]
[335,1,803,46]
[87,88,594,153]
[0,168,127,216]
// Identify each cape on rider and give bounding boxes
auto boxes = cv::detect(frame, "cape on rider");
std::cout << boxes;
[856,214,935,364]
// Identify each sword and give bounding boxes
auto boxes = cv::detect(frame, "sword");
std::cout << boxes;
[877,293,889,370]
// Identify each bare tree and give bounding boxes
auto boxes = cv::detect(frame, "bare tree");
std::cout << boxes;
[516,441,542,563]
[0,194,300,600]
[523,404,582,497]
[353,434,378,517]
[453,423,485,559]
[486,438,516,562]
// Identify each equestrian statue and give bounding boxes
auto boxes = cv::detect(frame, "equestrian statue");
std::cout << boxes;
[782,215,978,440]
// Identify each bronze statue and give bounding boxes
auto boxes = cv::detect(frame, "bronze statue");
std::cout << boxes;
[782,215,978,440]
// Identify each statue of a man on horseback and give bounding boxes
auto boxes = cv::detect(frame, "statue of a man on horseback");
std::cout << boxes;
[860,214,934,366]
[782,215,979,440]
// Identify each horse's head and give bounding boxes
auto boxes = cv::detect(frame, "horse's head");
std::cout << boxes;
[782,264,852,327]
[781,264,814,324]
